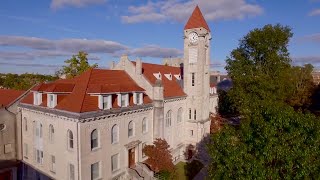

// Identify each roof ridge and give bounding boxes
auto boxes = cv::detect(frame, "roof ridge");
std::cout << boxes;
[79,68,94,112]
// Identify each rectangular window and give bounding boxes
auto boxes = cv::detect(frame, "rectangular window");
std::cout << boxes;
[24,118,27,131]
[51,155,56,173]
[24,143,28,158]
[190,130,194,136]
[69,164,75,180]
[142,143,146,158]
[136,93,141,105]
[194,109,197,120]
[103,95,111,110]
[121,94,126,107]
[91,162,100,180]
[191,73,195,86]
[36,150,40,163]
[48,94,54,108]
[189,108,192,120]
[111,154,119,172]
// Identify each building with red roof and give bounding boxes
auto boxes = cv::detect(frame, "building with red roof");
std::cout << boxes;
[19,6,218,180]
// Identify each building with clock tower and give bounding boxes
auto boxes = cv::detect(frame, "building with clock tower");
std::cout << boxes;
[183,5,212,144]
[18,5,218,180]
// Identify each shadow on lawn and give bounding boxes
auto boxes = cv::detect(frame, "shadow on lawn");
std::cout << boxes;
[184,160,204,180]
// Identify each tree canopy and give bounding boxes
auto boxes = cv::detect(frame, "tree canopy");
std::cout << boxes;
[0,73,57,90]
[143,138,174,173]
[208,24,320,179]
[56,51,98,79]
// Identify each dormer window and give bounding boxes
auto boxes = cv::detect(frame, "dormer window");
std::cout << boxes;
[164,73,172,81]
[174,74,181,80]
[134,92,143,105]
[33,92,42,105]
[153,72,162,80]
[117,94,128,107]
[103,95,112,109]
[47,94,57,108]
[98,95,112,110]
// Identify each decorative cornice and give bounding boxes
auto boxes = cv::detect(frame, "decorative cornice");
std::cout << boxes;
[164,96,187,103]
[19,103,153,123]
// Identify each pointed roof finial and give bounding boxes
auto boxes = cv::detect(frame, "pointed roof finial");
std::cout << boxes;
[184,5,210,32]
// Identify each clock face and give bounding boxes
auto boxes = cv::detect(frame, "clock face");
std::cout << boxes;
[189,32,198,43]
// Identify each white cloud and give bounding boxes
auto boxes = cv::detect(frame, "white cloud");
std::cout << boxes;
[0,36,182,61]
[0,36,128,54]
[51,0,106,10]
[129,45,182,58]
[309,9,320,16]
[121,0,263,24]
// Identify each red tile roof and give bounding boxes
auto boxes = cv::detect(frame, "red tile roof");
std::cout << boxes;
[21,69,151,113]
[184,5,210,32]
[0,89,25,107]
[132,62,186,98]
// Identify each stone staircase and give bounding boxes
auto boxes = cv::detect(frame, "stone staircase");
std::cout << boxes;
[127,162,155,180]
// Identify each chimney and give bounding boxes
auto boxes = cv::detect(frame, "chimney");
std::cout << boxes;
[153,79,164,101]
[136,58,142,75]
[110,61,115,69]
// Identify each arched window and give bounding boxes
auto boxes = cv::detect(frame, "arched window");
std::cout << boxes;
[111,125,119,144]
[166,110,172,127]
[24,117,27,131]
[67,130,74,149]
[39,123,43,138]
[128,121,134,137]
[142,118,147,133]
[49,124,54,143]
[91,129,98,150]
[177,108,182,123]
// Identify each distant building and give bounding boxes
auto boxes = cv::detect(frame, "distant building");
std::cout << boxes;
[18,6,218,180]
[312,70,320,85]
[0,89,27,179]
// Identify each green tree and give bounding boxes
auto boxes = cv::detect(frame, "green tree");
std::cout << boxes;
[208,24,320,179]
[57,51,98,79]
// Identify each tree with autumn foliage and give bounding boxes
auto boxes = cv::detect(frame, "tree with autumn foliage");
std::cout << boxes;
[142,138,174,173]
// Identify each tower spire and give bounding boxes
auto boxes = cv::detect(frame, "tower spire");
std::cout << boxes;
[184,5,210,32]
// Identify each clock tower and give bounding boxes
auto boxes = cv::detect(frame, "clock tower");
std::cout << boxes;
[183,6,211,140]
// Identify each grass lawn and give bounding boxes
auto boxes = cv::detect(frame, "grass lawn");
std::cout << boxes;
[174,160,203,180]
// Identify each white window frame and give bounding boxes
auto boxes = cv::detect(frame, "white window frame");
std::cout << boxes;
[47,94,56,108]
[24,143,28,158]
[142,143,146,158]
[166,110,172,127]
[111,124,119,144]
[91,129,99,150]
[50,155,56,173]
[33,92,42,105]
[128,121,134,138]
[177,108,182,123]
[69,163,75,180]
[100,95,112,110]
[24,117,27,131]
[49,124,54,143]
[67,130,74,150]
[111,153,119,172]
[142,118,147,133]
[134,92,143,105]
[91,162,100,180]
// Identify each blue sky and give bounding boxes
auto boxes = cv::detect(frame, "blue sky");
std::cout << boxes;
[0,0,320,74]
